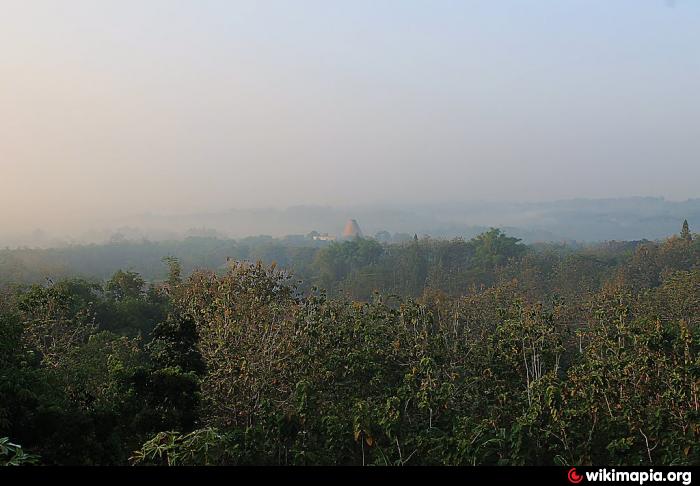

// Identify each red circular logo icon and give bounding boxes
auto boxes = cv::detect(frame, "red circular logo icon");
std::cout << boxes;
[568,467,583,484]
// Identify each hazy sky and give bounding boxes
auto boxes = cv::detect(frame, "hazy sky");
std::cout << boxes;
[1,0,699,233]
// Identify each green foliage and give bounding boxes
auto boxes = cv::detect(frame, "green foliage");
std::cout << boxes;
[105,271,145,301]
[130,428,232,466]
[1,229,699,465]
[162,256,182,289]
[0,438,39,466]
[682,220,691,242]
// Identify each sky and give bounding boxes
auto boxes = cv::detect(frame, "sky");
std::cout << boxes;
[1,0,699,235]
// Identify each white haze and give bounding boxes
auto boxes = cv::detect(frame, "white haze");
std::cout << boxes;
[1,1,699,242]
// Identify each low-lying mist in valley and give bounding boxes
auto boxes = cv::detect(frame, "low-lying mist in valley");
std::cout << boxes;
[3,197,698,249]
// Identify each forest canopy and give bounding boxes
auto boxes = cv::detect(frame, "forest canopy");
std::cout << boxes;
[1,226,699,466]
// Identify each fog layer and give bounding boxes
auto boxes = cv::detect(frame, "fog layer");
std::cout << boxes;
[2,1,699,237]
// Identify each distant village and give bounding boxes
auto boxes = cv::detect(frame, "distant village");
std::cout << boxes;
[273,218,420,246]
[308,219,362,242]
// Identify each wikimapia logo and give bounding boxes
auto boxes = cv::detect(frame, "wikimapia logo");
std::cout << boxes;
[568,468,584,484]
[566,467,692,485]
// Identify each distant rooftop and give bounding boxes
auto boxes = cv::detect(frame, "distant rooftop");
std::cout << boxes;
[343,219,363,238]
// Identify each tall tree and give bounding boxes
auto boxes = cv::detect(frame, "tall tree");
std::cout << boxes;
[681,219,692,241]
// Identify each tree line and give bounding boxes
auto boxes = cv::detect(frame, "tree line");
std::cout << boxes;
[1,225,698,465]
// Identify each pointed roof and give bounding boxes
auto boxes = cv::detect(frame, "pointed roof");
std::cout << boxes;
[343,219,362,238]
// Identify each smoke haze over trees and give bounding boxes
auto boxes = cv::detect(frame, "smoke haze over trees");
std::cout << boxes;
[2,1,699,243]
[2,0,700,469]
[2,224,699,465]
[3,197,700,248]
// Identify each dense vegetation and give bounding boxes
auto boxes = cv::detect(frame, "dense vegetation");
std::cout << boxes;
[1,225,699,466]
[0,229,637,297]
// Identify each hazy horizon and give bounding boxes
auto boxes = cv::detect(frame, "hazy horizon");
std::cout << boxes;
[1,196,697,249]
[2,1,699,237]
